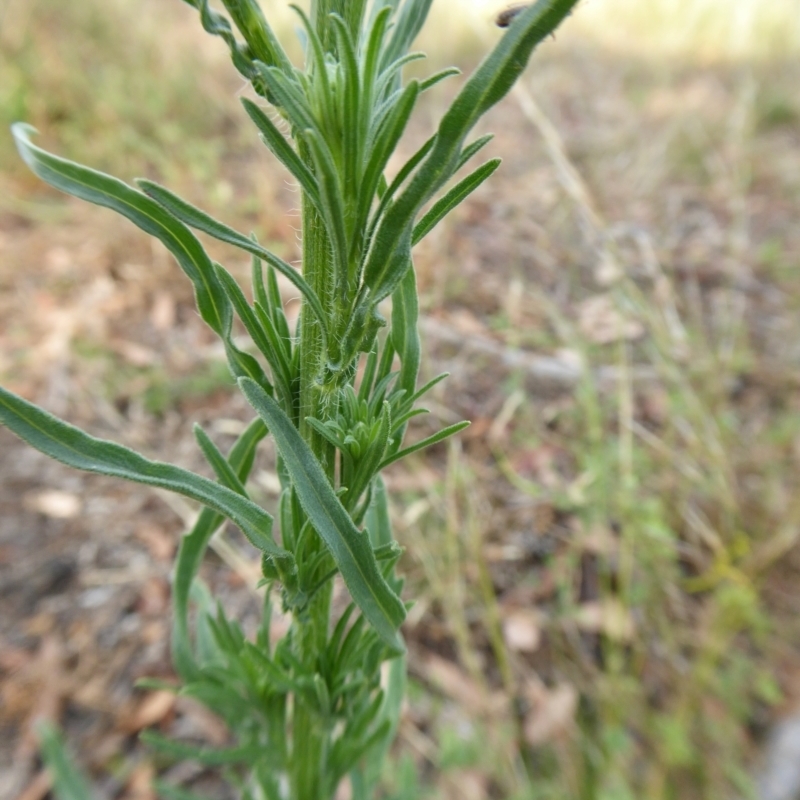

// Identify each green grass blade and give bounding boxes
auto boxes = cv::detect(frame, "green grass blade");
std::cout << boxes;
[0,386,286,561]
[412,158,501,245]
[12,124,231,338]
[38,723,95,800]
[238,378,406,653]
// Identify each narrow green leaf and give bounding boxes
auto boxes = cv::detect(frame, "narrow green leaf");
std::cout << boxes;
[391,266,420,401]
[223,337,274,396]
[221,0,293,73]
[214,263,290,399]
[361,5,392,90]
[153,782,213,800]
[362,0,580,299]
[343,0,367,39]
[193,424,248,496]
[12,124,230,338]
[305,417,346,449]
[180,0,262,89]
[255,63,320,134]
[381,0,434,73]
[389,266,420,452]
[419,66,460,93]
[172,419,266,679]
[251,249,269,309]
[351,655,406,796]
[304,129,349,296]
[365,475,392,549]
[430,0,581,163]
[367,370,398,419]
[366,133,436,242]
[357,343,380,403]
[141,731,261,766]
[364,226,412,304]
[457,133,494,171]
[38,723,95,800]
[0,386,287,560]
[412,158,501,245]
[379,421,470,469]
[373,54,425,111]
[347,402,391,509]
[408,372,449,405]
[241,98,322,209]
[238,378,406,653]
[391,407,428,433]
[330,15,361,188]
[253,301,294,404]
[265,263,293,344]
[242,641,303,693]
[332,719,391,789]
[353,80,419,264]
[359,5,393,159]
[136,179,328,341]
[290,4,336,127]
[374,334,396,390]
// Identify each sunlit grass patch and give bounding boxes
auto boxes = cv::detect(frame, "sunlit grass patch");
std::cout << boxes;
[450,0,800,61]
[0,0,237,181]
[542,0,800,61]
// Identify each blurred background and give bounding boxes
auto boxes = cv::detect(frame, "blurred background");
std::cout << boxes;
[2,0,800,798]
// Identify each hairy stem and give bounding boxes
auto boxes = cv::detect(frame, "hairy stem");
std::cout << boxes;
[291,163,338,798]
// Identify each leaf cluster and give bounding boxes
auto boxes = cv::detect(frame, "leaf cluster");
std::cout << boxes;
[2,0,580,796]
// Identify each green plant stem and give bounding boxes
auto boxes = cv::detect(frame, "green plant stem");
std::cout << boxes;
[291,690,327,800]
[299,193,336,472]
[292,176,338,800]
